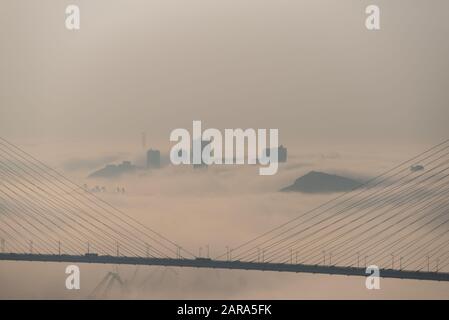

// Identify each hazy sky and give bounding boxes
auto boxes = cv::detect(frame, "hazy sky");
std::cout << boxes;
[1,0,448,146]
[1,1,449,299]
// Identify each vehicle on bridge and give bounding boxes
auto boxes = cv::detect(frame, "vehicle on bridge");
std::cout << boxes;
[85,253,99,257]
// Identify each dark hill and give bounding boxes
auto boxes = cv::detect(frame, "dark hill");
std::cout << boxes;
[281,171,361,193]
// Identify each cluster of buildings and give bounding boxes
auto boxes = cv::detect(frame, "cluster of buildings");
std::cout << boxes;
[88,160,137,178]
[88,145,288,177]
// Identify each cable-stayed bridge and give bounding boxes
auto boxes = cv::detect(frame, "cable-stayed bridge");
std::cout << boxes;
[1,137,449,282]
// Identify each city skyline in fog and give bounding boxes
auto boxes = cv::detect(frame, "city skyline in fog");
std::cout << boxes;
[1,0,449,299]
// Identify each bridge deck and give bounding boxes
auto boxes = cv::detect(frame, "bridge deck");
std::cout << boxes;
[1,253,449,282]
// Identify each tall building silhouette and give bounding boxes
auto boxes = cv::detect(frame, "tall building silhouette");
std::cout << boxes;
[147,149,161,169]
[265,145,287,163]
[193,139,211,169]
[278,145,287,163]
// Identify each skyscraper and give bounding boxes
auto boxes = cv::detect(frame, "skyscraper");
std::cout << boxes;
[193,139,211,169]
[278,145,287,163]
[147,149,161,169]
[265,145,287,163]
